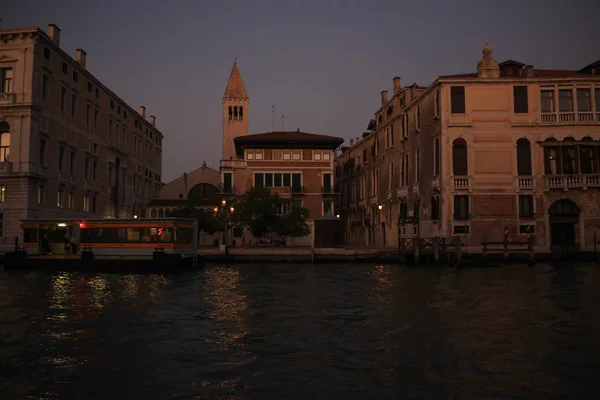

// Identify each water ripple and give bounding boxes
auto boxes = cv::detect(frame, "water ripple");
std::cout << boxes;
[1,263,600,398]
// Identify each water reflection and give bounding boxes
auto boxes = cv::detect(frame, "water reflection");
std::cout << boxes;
[1,264,600,399]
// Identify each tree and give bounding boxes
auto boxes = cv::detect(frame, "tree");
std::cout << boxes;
[171,201,220,234]
[232,186,281,238]
[275,204,311,245]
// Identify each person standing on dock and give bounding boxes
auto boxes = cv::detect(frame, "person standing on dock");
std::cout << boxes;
[42,234,52,255]
[64,234,71,256]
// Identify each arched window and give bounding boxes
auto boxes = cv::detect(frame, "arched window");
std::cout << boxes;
[228,106,233,120]
[452,138,468,176]
[0,121,10,162]
[516,138,532,176]
[580,137,598,174]
[151,209,157,218]
[233,106,238,119]
[158,208,164,217]
[165,208,172,217]
[239,106,244,120]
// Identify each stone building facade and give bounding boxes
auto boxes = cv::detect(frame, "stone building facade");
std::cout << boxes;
[0,24,163,251]
[336,42,600,254]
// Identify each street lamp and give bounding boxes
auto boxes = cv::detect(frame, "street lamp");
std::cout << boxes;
[378,204,383,210]
[214,199,235,246]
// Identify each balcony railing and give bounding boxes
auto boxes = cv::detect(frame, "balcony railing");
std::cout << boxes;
[291,185,304,194]
[0,161,12,173]
[0,92,33,105]
[517,176,535,189]
[396,187,408,198]
[451,175,472,190]
[218,184,237,194]
[540,112,600,124]
[321,185,336,194]
[544,174,600,190]
[431,177,440,191]
[220,159,246,169]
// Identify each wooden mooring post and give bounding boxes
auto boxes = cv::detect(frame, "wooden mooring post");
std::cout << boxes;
[413,237,420,265]
[433,237,440,265]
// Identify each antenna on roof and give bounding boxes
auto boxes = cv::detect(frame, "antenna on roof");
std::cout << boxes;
[272,106,275,131]
[281,115,284,131]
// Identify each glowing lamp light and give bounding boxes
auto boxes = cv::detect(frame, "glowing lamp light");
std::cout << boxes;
[79,222,86,228]
[213,207,218,213]
[336,214,340,218]
[378,204,383,210]
[57,223,67,227]
[230,206,235,213]
[221,199,227,207]
[133,215,138,219]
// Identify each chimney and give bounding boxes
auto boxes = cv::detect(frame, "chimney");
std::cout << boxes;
[76,49,87,69]
[150,115,156,126]
[350,139,354,146]
[393,77,401,94]
[525,65,534,77]
[139,106,146,118]
[381,90,388,105]
[356,137,359,142]
[48,24,61,46]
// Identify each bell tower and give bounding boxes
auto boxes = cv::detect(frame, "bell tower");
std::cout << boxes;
[222,60,249,161]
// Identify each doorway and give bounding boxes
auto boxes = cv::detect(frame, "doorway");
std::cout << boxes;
[548,199,580,257]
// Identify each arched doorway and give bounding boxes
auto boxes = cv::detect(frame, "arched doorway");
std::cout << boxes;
[549,199,580,256]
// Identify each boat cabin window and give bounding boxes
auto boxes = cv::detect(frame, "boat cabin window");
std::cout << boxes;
[80,226,193,244]
[175,227,194,244]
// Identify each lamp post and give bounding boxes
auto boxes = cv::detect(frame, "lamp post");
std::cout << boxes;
[213,199,235,248]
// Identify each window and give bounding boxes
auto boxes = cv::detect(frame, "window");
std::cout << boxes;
[450,86,465,114]
[44,47,50,60]
[516,138,532,176]
[431,196,440,220]
[246,150,263,160]
[62,62,68,74]
[223,173,232,192]
[265,173,273,187]
[577,88,591,112]
[68,192,73,209]
[94,109,99,130]
[519,195,534,219]
[69,150,75,174]
[558,89,573,112]
[452,138,468,176]
[540,90,555,113]
[254,173,264,187]
[39,138,46,166]
[323,200,333,215]
[93,160,98,181]
[513,86,529,113]
[239,106,244,119]
[73,71,78,83]
[60,86,66,112]
[42,74,49,100]
[0,68,13,93]
[87,81,92,93]
[274,173,282,187]
[415,148,420,182]
[434,138,440,176]
[580,140,598,174]
[0,131,9,162]
[58,146,65,172]
[453,195,469,220]
[84,157,89,180]
[435,90,441,116]
[84,196,90,212]
[37,185,44,205]
[313,150,331,161]
[416,106,421,130]
[596,89,600,112]
[314,151,321,161]
[292,151,301,160]
[544,147,559,175]
[95,88,99,99]
[92,196,97,212]
[86,104,91,126]
[71,93,77,117]
[110,99,114,109]
[57,189,63,207]
[0,185,5,202]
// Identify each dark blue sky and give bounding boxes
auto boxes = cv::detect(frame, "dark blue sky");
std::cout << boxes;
[3,0,598,181]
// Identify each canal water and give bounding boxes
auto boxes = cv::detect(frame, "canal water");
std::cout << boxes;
[0,263,599,399]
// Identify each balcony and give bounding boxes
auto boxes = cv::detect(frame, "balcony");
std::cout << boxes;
[220,159,246,169]
[0,161,12,174]
[412,182,419,194]
[0,92,33,105]
[321,185,337,195]
[544,174,600,191]
[218,184,237,195]
[517,176,535,190]
[291,185,304,195]
[452,175,472,191]
[540,112,600,125]
[431,177,440,191]
[396,187,408,198]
